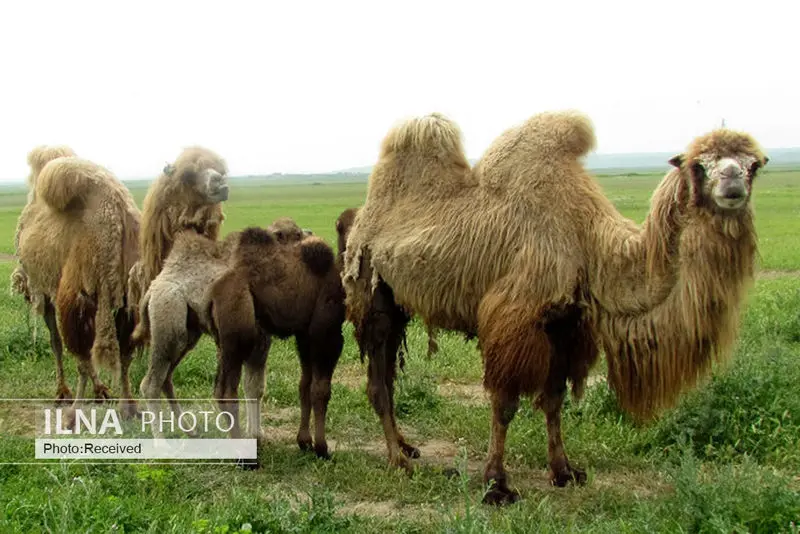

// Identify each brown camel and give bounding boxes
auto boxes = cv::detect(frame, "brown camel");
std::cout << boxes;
[135,217,311,438]
[14,146,142,417]
[342,110,767,505]
[208,221,345,462]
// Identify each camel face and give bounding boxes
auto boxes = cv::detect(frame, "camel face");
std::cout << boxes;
[199,168,229,203]
[267,217,311,244]
[693,154,764,212]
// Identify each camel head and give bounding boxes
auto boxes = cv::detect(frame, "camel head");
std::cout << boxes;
[335,207,359,257]
[164,146,230,205]
[669,130,768,214]
[267,217,313,244]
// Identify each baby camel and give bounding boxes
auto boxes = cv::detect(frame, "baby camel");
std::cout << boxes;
[208,221,345,462]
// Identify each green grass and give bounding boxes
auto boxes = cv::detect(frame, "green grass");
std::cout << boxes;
[1,170,799,532]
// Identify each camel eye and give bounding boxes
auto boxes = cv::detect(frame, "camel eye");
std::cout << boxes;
[691,162,707,181]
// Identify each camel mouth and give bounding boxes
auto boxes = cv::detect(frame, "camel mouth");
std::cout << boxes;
[213,186,229,202]
[713,195,747,210]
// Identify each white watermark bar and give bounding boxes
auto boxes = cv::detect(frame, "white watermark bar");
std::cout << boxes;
[35,438,257,460]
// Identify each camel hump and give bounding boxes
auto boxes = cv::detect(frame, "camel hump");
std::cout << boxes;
[35,157,104,212]
[519,110,596,159]
[300,238,335,276]
[238,227,275,247]
[26,145,76,188]
[379,113,469,168]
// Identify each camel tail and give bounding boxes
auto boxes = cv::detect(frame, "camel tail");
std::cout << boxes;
[130,290,151,344]
[520,110,596,160]
[35,157,99,212]
[379,113,470,169]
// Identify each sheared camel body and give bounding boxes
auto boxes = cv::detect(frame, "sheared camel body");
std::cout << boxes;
[343,111,766,504]
[136,218,311,438]
[209,222,345,462]
[14,147,142,416]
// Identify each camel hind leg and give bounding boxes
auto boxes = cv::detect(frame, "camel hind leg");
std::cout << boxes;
[139,296,200,435]
[242,333,270,441]
[55,282,111,430]
[115,307,138,419]
[309,325,344,460]
[362,281,414,471]
[210,272,258,446]
[296,336,314,453]
[42,298,72,405]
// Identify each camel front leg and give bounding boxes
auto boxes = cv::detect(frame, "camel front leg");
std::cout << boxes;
[482,390,521,505]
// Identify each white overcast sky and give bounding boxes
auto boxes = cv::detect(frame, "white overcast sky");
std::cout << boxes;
[0,0,796,181]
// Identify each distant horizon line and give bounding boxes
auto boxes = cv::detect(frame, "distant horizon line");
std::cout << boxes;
[1,146,799,184]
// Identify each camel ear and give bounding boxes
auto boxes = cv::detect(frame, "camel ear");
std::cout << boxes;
[163,164,176,176]
[668,154,684,168]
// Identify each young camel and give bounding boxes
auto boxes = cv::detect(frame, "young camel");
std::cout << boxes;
[208,222,345,463]
[343,111,767,504]
[136,218,311,437]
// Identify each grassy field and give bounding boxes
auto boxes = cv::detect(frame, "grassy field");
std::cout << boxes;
[1,170,799,533]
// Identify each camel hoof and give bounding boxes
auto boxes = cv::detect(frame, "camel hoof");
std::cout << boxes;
[550,464,587,487]
[389,452,414,475]
[297,434,313,453]
[236,458,260,470]
[119,400,139,420]
[482,484,521,506]
[314,443,331,460]
[94,385,112,403]
[55,387,73,406]
[400,442,420,459]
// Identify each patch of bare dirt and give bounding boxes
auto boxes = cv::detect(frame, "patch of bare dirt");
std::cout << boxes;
[261,425,298,444]
[333,363,365,390]
[0,253,15,262]
[592,469,671,498]
[758,269,800,279]
[338,500,399,518]
[437,381,486,406]
[265,406,299,424]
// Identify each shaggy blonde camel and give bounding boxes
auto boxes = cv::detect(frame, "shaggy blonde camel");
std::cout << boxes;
[12,146,83,404]
[136,217,312,438]
[343,111,767,505]
[14,146,142,417]
[208,221,345,463]
[128,146,229,314]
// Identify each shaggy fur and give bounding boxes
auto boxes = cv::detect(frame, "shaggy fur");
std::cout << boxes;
[343,110,766,504]
[133,146,229,305]
[14,146,142,416]
[208,221,345,463]
[136,218,310,436]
